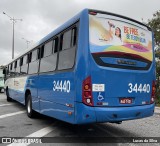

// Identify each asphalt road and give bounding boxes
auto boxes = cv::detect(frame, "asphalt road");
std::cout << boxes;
[0,92,160,146]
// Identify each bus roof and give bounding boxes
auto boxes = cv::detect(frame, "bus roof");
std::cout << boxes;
[88,9,151,30]
[5,8,151,66]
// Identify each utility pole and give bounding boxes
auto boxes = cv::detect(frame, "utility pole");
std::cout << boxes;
[22,38,33,49]
[3,12,22,59]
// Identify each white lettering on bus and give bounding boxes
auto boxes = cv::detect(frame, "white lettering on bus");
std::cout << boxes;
[53,80,70,93]
[128,83,150,93]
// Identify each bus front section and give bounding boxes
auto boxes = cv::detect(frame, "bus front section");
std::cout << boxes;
[77,10,155,124]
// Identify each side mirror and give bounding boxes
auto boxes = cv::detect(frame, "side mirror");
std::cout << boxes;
[3,68,6,74]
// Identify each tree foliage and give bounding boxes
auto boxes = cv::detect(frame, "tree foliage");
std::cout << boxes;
[148,10,160,47]
[148,11,160,104]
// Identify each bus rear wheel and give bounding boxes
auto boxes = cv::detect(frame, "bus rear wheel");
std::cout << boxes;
[6,89,12,102]
[26,94,35,118]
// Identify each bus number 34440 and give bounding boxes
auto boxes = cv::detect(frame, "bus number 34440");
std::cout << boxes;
[53,80,70,93]
[128,83,150,93]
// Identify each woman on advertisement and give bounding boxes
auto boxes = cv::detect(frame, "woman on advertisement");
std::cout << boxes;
[108,21,123,45]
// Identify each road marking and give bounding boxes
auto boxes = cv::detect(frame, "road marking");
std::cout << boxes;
[26,124,54,137]
[0,111,25,119]
[0,104,12,107]
[7,124,55,146]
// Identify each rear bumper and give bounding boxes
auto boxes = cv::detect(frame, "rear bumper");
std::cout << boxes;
[75,103,155,124]
[95,104,155,123]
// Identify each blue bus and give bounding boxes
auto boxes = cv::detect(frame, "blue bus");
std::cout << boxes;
[4,9,155,124]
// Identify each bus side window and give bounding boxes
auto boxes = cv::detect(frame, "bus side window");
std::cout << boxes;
[28,49,39,74]
[12,61,16,76]
[10,63,13,76]
[28,53,32,63]
[39,39,57,73]
[10,63,12,71]
[16,59,20,75]
[20,57,23,66]
[43,41,52,57]
[7,65,9,75]
[53,37,58,53]
[61,29,72,51]
[31,49,37,62]
[21,55,28,75]
[14,61,17,69]
[58,26,77,70]
[71,27,77,47]
[37,48,41,60]
[20,57,23,74]
[7,65,10,76]
[41,45,44,58]
[17,59,20,67]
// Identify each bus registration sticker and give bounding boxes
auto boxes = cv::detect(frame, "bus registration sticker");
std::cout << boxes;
[92,84,105,92]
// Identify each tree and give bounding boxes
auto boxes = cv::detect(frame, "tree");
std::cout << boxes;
[148,11,160,105]
[148,10,160,48]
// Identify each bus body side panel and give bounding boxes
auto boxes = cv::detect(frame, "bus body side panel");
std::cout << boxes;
[5,75,40,112]
[13,76,27,104]
[5,77,16,99]
[74,9,97,124]
[38,72,75,124]
[40,100,75,123]
[26,75,40,112]
[5,77,26,104]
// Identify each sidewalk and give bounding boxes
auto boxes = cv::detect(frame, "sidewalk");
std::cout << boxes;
[155,106,160,114]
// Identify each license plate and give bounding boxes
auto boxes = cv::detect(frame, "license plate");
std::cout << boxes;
[120,98,132,104]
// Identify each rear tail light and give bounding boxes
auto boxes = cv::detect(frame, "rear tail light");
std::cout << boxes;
[82,76,94,106]
[151,81,156,104]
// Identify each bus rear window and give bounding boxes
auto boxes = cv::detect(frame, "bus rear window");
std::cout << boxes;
[89,13,153,70]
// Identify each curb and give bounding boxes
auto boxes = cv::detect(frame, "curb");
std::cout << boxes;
[155,106,160,109]
[155,106,160,114]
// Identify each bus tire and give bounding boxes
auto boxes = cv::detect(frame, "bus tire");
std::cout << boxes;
[6,89,12,102]
[26,94,35,118]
